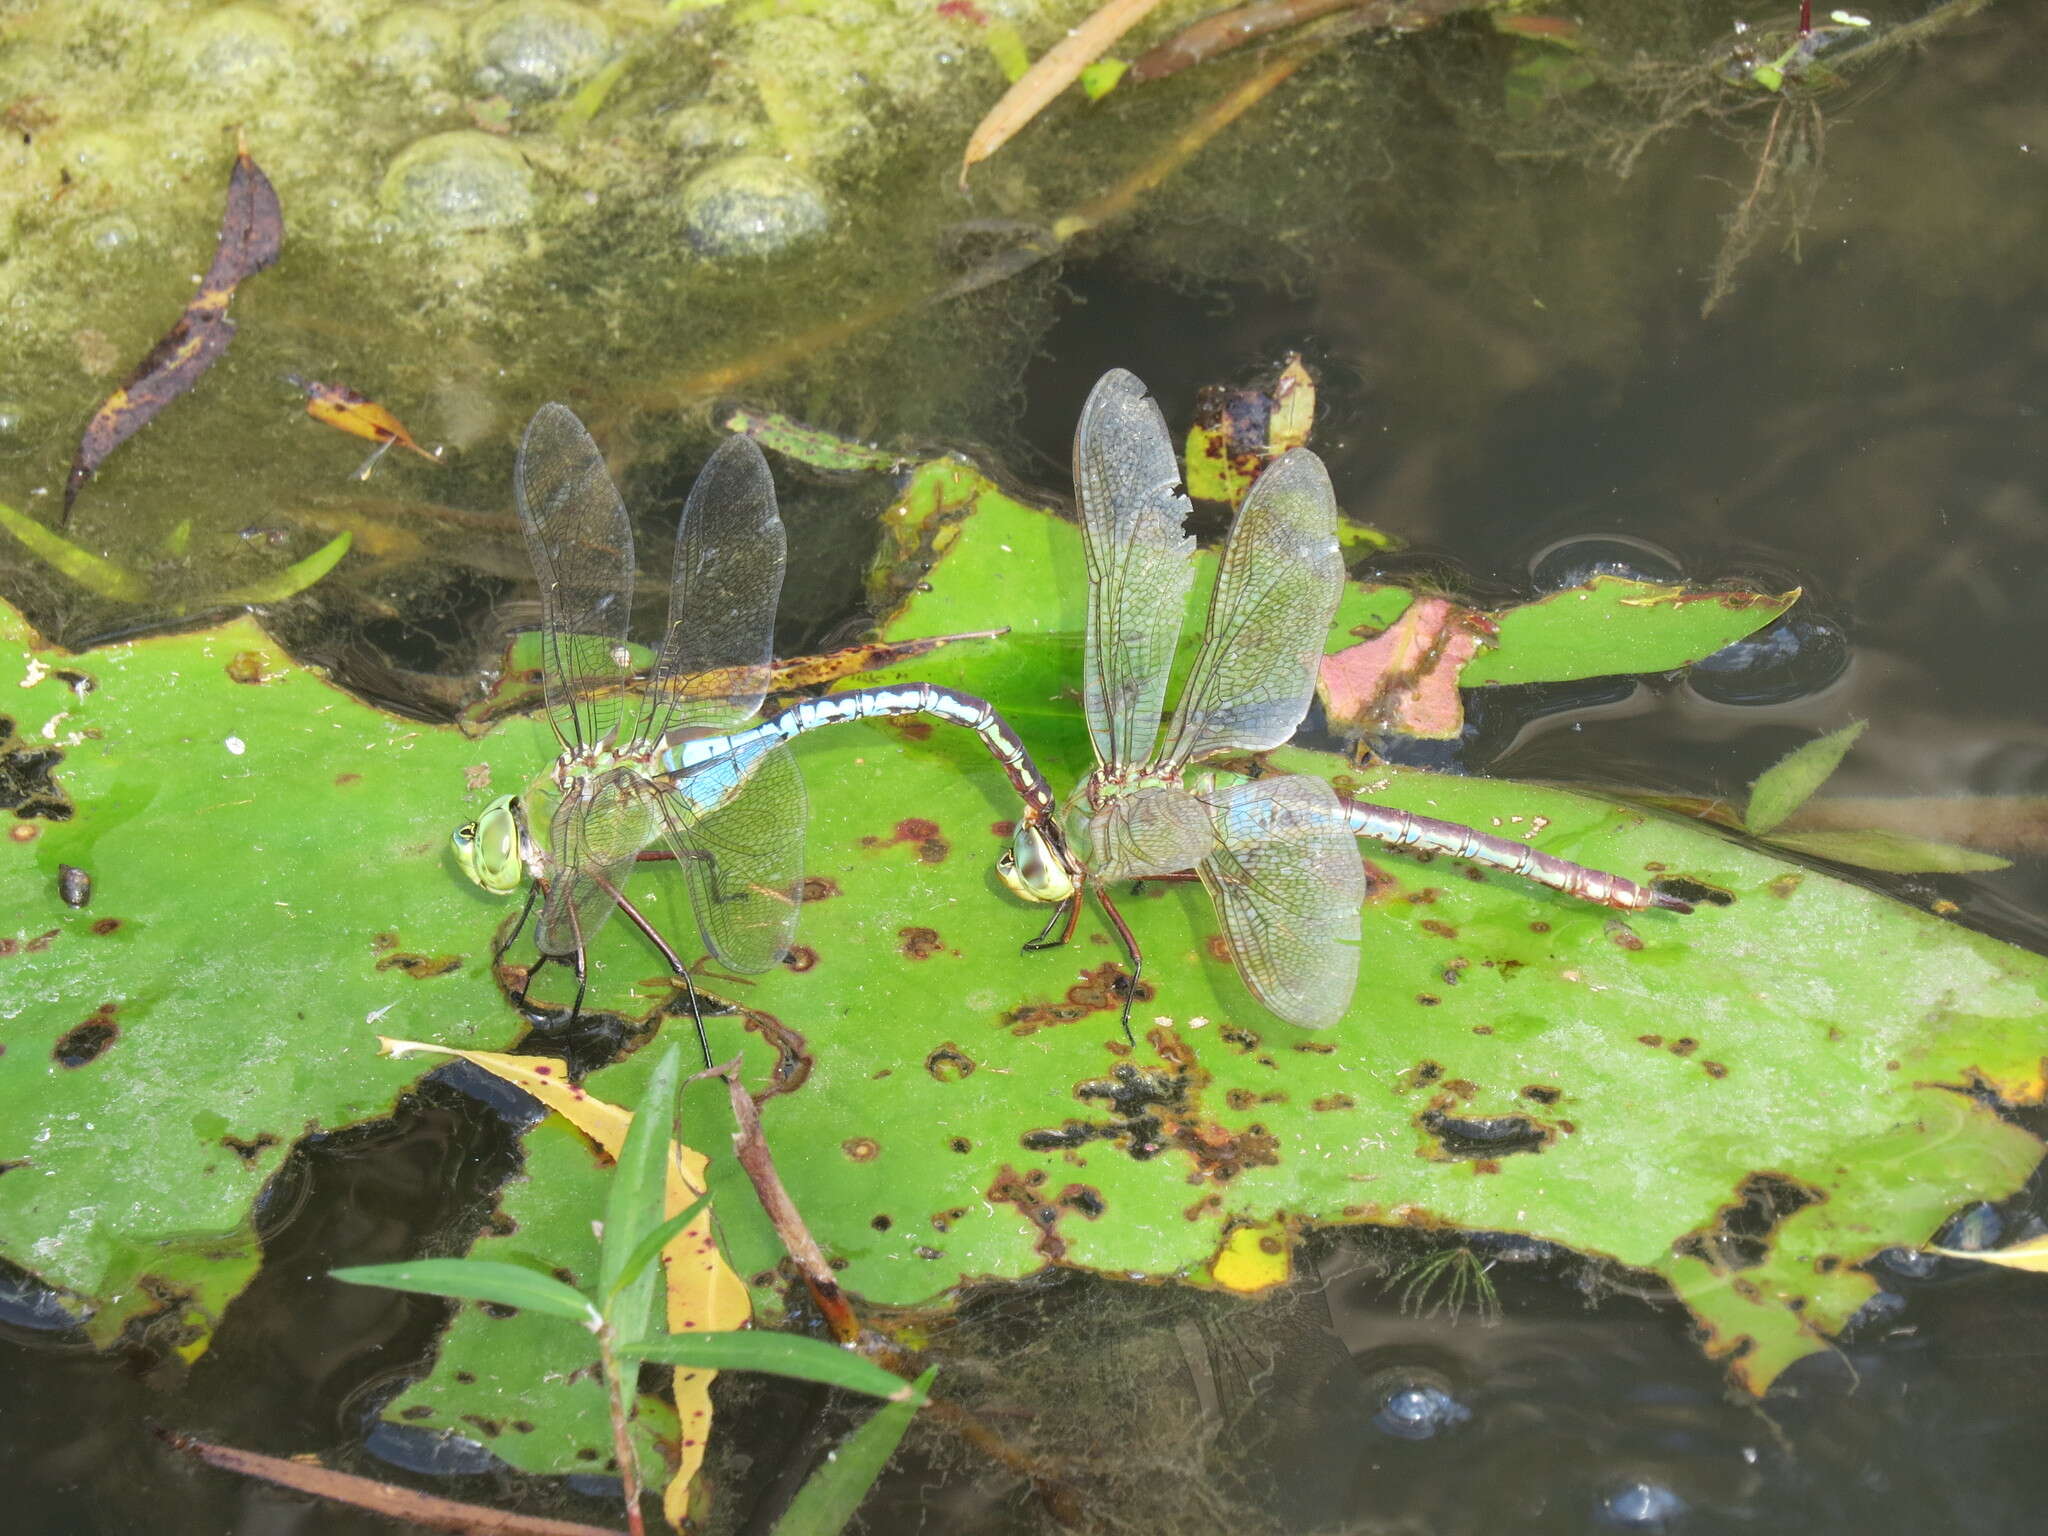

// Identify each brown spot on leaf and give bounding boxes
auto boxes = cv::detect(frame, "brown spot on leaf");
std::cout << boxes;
[948,1136,972,1153]
[1528,920,1551,934]
[224,651,280,685]
[1606,921,1645,952]
[1520,1084,1563,1105]
[989,819,1015,837]
[1471,1024,1493,1035]
[1205,935,1233,964]
[1415,993,1441,1007]
[1004,962,1146,1036]
[1420,919,1458,940]
[375,950,462,980]
[54,1005,118,1066]
[221,1132,279,1163]
[1638,1034,1664,1047]
[899,926,945,960]
[1293,1040,1335,1055]
[334,772,361,787]
[1419,1109,1551,1161]
[1668,1037,1699,1057]
[860,817,950,864]
[795,876,842,902]
[90,917,120,936]
[870,1214,892,1231]
[781,945,818,973]
[1393,1061,1444,1094]
[1702,1060,1729,1079]
[925,1043,975,1081]
[1225,1088,1286,1111]
[842,1138,879,1162]
[1312,1093,1356,1111]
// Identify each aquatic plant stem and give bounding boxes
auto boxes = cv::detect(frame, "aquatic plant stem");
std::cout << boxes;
[596,1321,647,1536]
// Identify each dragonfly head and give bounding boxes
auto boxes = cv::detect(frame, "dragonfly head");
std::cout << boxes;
[452,795,525,895]
[998,817,1081,905]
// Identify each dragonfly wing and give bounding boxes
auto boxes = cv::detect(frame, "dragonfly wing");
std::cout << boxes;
[1196,776,1364,1029]
[1082,784,1218,883]
[535,770,660,958]
[516,405,635,753]
[655,736,807,975]
[1075,369,1197,771]
[1158,448,1343,769]
[638,434,785,744]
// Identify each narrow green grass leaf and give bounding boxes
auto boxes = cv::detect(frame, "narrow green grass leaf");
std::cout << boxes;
[608,1190,713,1304]
[618,1332,915,1401]
[331,1259,597,1326]
[599,1045,684,1338]
[771,1367,936,1536]
[1747,720,1869,835]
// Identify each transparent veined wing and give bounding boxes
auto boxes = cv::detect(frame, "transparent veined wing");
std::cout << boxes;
[1079,784,1218,884]
[1196,775,1364,1029]
[516,404,636,754]
[534,770,661,958]
[635,434,786,745]
[654,734,807,975]
[1158,448,1343,770]
[1074,369,1197,773]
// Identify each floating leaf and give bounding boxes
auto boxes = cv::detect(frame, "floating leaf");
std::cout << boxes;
[769,1368,936,1536]
[1184,353,1317,504]
[1461,576,1802,687]
[1747,720,1869,836]
[330,1259,598,1326]
[1319,595,1497,742]
[64,142,283,514]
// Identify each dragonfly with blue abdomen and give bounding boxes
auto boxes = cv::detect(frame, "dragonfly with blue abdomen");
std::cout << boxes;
[1000,369,1689,1033]
[452,403,1062,1057]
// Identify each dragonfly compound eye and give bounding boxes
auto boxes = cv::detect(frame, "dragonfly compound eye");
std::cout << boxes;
[1001,822,1078,904]
[452,797,524,894]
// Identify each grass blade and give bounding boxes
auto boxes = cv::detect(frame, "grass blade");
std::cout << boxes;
[331,1259,597,1326]
[599,1044,684,1338]
[619,1332,916,1401]
[770,1366,937,1536]
[607,1190,712,1304]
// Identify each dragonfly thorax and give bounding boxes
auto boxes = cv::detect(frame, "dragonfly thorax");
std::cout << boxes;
[1070,780,1217,884]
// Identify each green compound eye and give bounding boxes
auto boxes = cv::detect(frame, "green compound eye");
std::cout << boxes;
[451,798,522,893]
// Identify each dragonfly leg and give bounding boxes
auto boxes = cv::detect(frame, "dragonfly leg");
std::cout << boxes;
[1093,887,1144,1046]
[590,870,714,1068]
[1022,894,1081,952]
[495,881,543,970]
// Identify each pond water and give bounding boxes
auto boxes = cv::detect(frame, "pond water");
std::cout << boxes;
[4,1,2048,1532]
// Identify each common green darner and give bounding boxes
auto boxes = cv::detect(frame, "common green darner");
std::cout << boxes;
[999,369,1689,1032]
[453,404,1062,1054]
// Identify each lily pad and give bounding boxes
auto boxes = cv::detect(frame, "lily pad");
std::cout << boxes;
[0,604,523,1345]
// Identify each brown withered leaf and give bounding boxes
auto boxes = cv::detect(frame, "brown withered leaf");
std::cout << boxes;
[64,142,283,516]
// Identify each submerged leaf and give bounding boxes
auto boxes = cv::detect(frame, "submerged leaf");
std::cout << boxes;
[64,143,283,513]
[1767,828,2012,875]
[960,0,1165,183]
[288,376,442,471]
[215,531,353,605]
[1746,720,1869,835]
[0,501,149,601]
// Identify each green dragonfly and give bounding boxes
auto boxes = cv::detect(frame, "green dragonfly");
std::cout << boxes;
[453,404,1063,1054]
[1000,369,1688,1031]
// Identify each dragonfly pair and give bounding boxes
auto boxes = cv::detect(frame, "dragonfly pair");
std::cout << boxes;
[998,369,1690,1031]
[452,404,1062,1061]
[456,388,1685,1050]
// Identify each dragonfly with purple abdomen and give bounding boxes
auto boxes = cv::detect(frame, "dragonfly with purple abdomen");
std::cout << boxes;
[999,368,1689,1034]
[451,403,1062,1059]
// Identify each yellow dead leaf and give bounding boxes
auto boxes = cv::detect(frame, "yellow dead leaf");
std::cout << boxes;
[1929,1234,2048,1272]
[377,1037,751,1518]
[1209,1218,1292,1293]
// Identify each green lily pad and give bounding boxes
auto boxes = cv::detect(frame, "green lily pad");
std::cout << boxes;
[0,605,525,1346]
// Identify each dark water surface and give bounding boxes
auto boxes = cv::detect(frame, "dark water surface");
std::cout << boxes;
[5,2,2048,1532]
